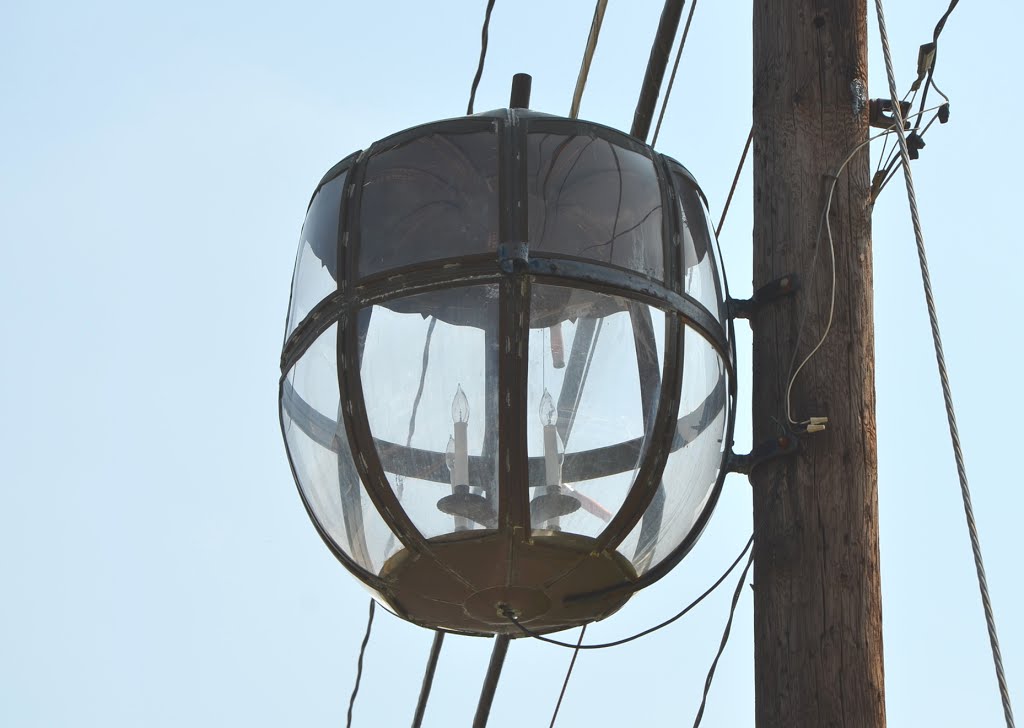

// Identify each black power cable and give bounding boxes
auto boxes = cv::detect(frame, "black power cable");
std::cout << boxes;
[871,0,961,200]
[912,0,960,134]
[467,0,497,115]
[346,599,376,728]
[691,548,754,727]
[504,534,753,649]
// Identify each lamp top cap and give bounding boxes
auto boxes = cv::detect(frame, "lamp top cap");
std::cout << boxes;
[510,73,532,109]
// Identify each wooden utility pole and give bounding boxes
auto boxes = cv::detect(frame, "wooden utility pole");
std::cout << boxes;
[751,1,886,726]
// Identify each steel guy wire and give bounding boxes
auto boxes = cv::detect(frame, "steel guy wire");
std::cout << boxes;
[874,1,1015,725]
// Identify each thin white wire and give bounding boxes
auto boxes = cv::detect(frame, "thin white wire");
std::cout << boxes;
[784,129,886,426]
[874,1,1016,725]
[784,105,948,427]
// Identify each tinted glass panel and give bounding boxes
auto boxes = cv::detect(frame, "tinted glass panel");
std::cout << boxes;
[359,286,500,539]
[286,173,345,338]
[671,167,725,323]
[526,284,666,538]
[528,132,664,279]
[358,130,500,277]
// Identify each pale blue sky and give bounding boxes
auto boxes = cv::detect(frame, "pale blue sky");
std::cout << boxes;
[1,1,1020,726]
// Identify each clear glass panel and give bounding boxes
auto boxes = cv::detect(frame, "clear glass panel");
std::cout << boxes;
[358,130,500,277]
[527,284,666,538]
[621,326,728,574]
[527,132,664,280]
[280,321,403,575]
[359,285,500,539]
[286,173,346,338]
[672,168,725,323]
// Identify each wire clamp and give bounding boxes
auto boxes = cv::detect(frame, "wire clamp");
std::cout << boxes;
[728,274,800,320]
[727,435,799,475]
[869,98,912,129]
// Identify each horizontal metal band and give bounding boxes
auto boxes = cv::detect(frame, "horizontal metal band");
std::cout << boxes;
[281,255,732,375]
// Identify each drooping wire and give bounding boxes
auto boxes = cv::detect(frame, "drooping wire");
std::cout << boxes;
[569,0,608,119]
[691,546,754,727]
[782,110,943,428]
[875,1,1016,725]
[504,533,753,649]
[650,0,699,148]
[783,132,876,427]
[466,0,497,115]
[346,599,376,728]
[548,624,588,727]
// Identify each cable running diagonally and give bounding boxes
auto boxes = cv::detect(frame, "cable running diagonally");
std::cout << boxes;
[466,0,497,115]
[650,0,699,148]
[569,0,608,119]
[874,2,1016,726]
[346,599,376,728]
[716,128,752,239]
[692,548,754,727]
[548,625,588,727]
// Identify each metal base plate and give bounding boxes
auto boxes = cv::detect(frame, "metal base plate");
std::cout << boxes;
[379,530,638,636]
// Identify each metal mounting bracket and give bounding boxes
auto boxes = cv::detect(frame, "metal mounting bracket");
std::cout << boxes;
[727,435,799,475]
[868,98,911,130]
[727,274,800,320]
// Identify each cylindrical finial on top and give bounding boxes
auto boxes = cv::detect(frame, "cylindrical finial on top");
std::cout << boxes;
[510,73,532,109]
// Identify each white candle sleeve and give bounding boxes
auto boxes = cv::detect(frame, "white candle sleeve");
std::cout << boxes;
[453,421,470,487]
[543,424,560,487]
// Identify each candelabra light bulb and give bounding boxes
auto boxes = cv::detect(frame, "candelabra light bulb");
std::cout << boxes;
[539,389,557,427]
[451,384,470,423]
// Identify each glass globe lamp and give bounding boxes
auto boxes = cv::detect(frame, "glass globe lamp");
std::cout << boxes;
[279,106,735,636]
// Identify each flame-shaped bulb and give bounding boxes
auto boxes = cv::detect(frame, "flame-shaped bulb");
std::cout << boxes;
[539,389,557,427]
[451,385,470,423]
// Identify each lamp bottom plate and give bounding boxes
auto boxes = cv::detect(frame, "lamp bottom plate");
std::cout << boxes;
[379,529,638,636]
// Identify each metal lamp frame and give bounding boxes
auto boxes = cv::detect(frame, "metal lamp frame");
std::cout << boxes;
[279,108,738,632]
